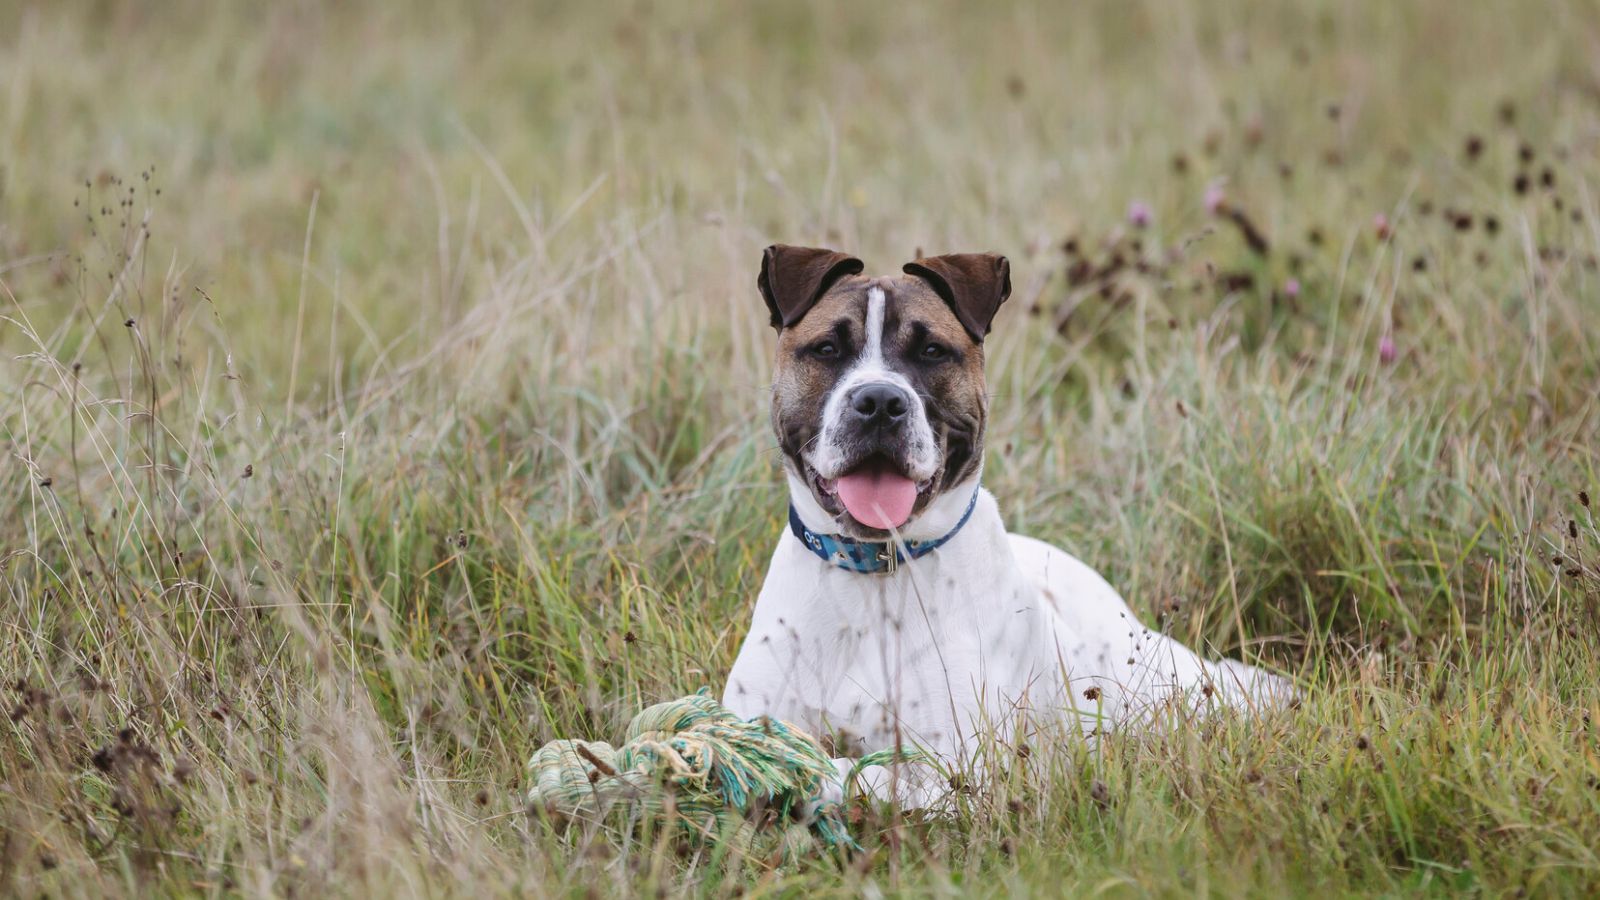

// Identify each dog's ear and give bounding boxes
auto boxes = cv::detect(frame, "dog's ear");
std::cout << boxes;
[758,244,864,330]
[902,253,1012,341]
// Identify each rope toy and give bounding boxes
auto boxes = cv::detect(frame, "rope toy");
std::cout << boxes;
[526,689,858,853]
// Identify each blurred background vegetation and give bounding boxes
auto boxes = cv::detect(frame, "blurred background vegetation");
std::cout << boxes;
[2,1,1598,894]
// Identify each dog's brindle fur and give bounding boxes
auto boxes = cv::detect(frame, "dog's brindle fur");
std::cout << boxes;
[726,245,1294,811]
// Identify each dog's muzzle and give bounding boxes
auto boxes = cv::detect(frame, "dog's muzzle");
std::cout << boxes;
[807,381,938,531]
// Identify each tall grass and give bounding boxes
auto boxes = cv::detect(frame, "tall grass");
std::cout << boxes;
[2,0,1598,894]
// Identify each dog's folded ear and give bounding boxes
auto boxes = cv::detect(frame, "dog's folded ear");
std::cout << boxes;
[903,253,1012,341]
[758,244,865,329]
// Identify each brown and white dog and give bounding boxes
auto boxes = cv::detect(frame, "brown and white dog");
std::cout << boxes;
[723,245,1294,809]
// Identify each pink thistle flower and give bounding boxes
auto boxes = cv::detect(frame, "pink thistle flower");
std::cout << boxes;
[1127,200,1153,228]
[1378,333,1397,364]
[1373,213,1392,240]
[1204,183,1227,215]
[1284,278,1301,298]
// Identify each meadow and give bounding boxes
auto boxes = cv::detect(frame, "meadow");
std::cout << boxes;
[2,1,1599,895]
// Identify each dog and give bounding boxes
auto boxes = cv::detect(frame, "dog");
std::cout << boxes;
[723,245,1294,808]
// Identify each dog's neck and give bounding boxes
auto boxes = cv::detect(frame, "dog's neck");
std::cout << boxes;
[778,476,1021,620]
[785,470,986,544]
[786,482,981,574]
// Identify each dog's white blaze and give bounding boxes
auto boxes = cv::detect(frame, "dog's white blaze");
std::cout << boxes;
[862,286,887,368]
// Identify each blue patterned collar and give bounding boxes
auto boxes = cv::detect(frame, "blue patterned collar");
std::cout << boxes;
[788,486,981,574]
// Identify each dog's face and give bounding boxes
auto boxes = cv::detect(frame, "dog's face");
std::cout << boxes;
[760,245,1011,539]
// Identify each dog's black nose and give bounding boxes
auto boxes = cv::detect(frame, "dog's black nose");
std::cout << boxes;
[848,382,911,428]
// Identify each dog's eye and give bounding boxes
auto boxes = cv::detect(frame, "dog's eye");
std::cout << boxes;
[920,342,949,361]
[811,341,840,359]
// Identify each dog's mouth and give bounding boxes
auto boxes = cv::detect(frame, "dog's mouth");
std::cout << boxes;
[808,456,934,531]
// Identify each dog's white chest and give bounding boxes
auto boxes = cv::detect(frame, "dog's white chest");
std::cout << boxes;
[722,499,1058,756]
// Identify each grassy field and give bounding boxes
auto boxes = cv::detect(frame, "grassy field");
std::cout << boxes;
[3,0,1600,894]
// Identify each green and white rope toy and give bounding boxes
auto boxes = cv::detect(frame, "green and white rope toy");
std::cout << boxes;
[527,689,882,853]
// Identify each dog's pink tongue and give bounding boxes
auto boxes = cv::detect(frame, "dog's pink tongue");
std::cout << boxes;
[835,464,918,530]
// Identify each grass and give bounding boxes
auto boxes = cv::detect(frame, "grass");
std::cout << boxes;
[2,0,1599,894]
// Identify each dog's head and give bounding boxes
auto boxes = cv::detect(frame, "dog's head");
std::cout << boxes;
[760,244,1010,540]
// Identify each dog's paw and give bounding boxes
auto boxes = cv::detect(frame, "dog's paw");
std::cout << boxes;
[1213,658,1300,710]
